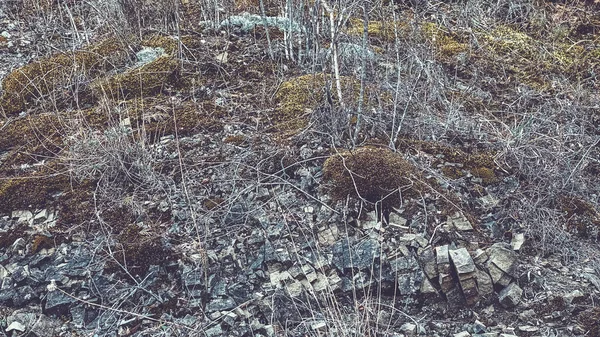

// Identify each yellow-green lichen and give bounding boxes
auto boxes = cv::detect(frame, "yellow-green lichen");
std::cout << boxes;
[0,37,130,115]
[323,146,424,206]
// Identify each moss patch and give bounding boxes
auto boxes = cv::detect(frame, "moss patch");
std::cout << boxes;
[421,22,470,62]
[142,34,205,57]
[92,56,180,100]
[115,96,225,142]
[347,18,410,43]
[560,195,600,239]
[107,223,175,275]
[322,146,424,207]
[396,138,500,185]
[0,165,70,213]
[476,24,598,90]
[0,37,130,115]
[273,73,388,133]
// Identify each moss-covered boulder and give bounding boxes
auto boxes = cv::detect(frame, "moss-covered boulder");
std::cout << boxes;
[0,37,130,115]
[322,146,423,206]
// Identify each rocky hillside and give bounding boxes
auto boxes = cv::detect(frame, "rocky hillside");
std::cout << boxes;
[0,0,599,336]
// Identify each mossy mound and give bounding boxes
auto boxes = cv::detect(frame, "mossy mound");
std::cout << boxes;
[142,34,205,57]
[0,114,64,175]
[107,223,175,275]
[322,146,423,206]
[347,18,410,43]
[92,56,180,100]
[273,73,388,132]
[475,24,598,90]
[0,164,70,212]
[396,138,500,185]
[560,195,600,239]
[421,22,470,63]
[0,37,130,115]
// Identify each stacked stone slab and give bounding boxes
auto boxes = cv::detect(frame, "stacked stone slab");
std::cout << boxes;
[449,248,478,305]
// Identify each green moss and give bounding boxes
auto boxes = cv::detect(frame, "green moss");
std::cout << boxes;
[560,195,600,239]
[322,146,424,206]
[470,167,498,185]
[421,22,469,61]
[142,34,204,56]
[0,164,70,212]
[107,223,174,275]
[273,73,387,132]
[273,73,330,130]
[441,165,465,179]
[92,56,180,100]
[475,24,598,90]
[396,138,500,185]
[0,37,130,115]
[347,18,410,42]
[0,114,64,174]
[117,96,224,142]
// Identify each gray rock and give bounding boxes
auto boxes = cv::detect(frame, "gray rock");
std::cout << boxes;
[449,248,475,274]
[6,321,26,333]
[439,272,455,293]
[487,243,517,277]
[206,297,236,312]
[510,233,525,251]
[397,270,424,295]
[400,322,417,336]
[498,283,523,308]
[136,47,165,65]
[476,268,494,296]
[436,245,450,267]
[419,246,438,279]
[45,289,75,314]
[14,285,37,306]
[583,273,600,291]
[11,265,29,283]
[472,320,487,334]
[454,332,471,337]
[564,289,584,305]
[388,213,408,227]
[473,249,489,265]
[488,262,512,287]
[205,324,223,337]
[389,255,419,273]
[332,239,380,271]
[448,213,473,231]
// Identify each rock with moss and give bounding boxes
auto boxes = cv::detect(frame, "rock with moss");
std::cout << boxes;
[322,146,424,207]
